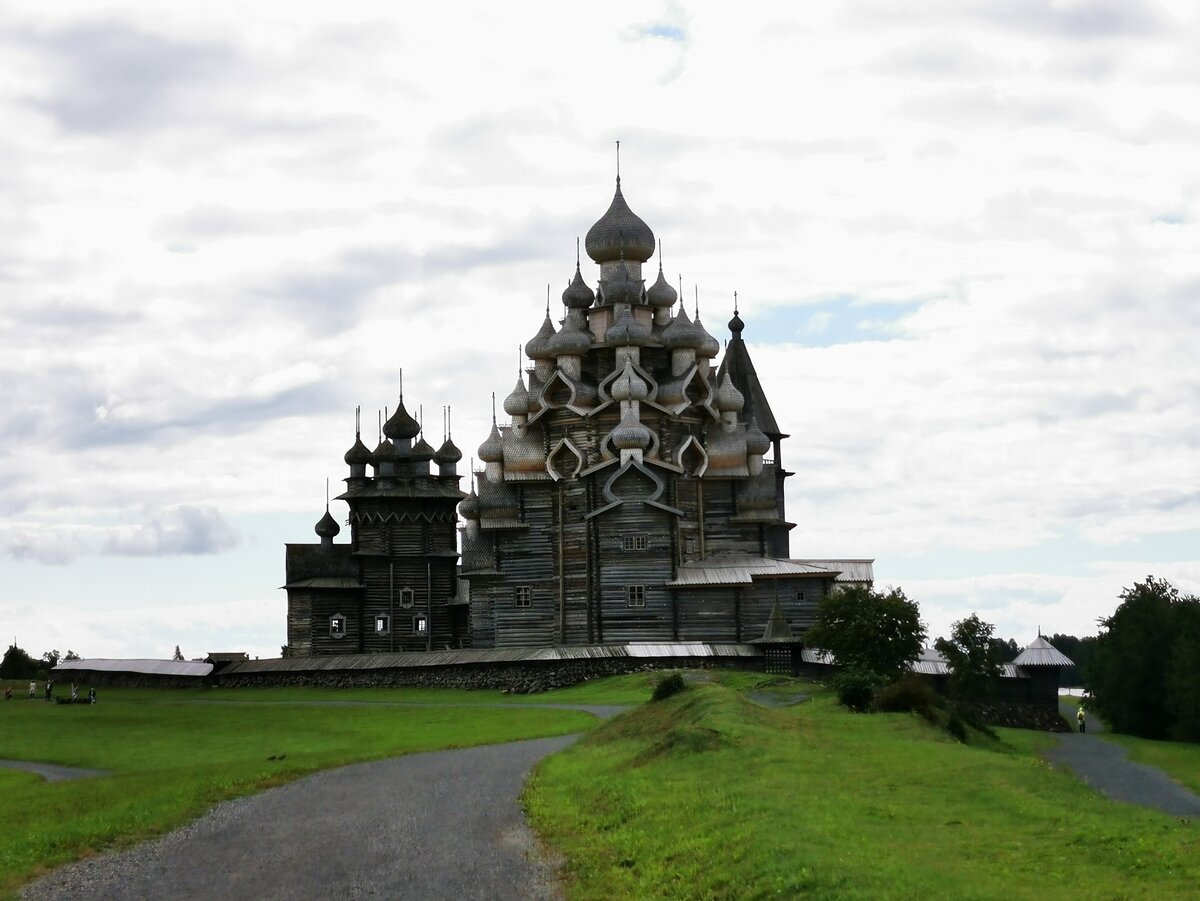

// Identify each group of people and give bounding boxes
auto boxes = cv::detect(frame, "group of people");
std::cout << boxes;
[3,680,96,704]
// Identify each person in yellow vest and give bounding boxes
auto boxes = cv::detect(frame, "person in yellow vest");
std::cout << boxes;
[1077,705,1087,734]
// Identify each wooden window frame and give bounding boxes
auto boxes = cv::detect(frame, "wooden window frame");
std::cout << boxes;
[627,584,646,608]
[399,587,415,609]
[330,614,347,639]
[375,613,391,635]
[514,586,533,609]
[622,534,648,552]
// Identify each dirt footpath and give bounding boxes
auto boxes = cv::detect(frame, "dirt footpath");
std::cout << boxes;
[22,735,577,901]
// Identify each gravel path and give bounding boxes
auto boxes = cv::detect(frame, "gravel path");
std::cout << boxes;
[21,735,579,901]
[0,759,108,782]
[1046,701,1200,818]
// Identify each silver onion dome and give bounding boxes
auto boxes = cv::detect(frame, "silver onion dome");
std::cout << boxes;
[525,314,557,361]
[383,402,421,440]
[716,372,745,413]
[344,436,373,466]
[547,321,592,356]
[611,419,653,450]
[662,306,703,350]
[585,178,656,264]
[503,378,531,417]
[434,437,462,465]
[695,317,720,360]
[562,264,596,309]
[478,423,505,463]
[647,264,678,308]
[611,360,650,402]
[458,488,480,520]
[314,509,340,538]
[606,305,651,347]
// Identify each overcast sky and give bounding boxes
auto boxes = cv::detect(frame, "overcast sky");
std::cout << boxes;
[3,1,1199,661]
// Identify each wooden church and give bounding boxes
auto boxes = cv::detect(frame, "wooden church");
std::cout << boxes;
[284,171,871,655]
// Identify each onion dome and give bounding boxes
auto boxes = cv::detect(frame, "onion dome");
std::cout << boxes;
[314,509,340,539]
[662,306,703,350]
[606,305,651,347]
[611,419,653,450]
[383,401,420,440]
[562,264,595,309]
[728,309,745,335]
[372,438,396,464]
[503,378,531,417]
[547,320,592,356]
[411,435,435,461]
[344,435,373,466]
[745,417,771,457]
[585,177,656,264]
[611,360,649,402]
[434,436,462,465]
[458,487,480,520]
[694,318,720,360]
[478,422,505,463]
[716,372,745,413]
[525,313,557,361]
[647,264,678,309]
[599,259,642,306]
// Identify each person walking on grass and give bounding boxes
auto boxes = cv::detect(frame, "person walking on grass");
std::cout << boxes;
[29,680,36,699]
[1077,705,1087,734]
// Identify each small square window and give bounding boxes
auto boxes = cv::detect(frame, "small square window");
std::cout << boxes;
[627,585,646,608]
[514,586,532,608]
[375,614,391,635]
[795,590,805,603]
[622,534,648,552]
[413,614,428,634]
[684,536,698,554]
[399,588,415,609]
[330,615,347,639]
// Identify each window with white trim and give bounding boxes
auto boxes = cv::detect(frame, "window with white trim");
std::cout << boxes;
[627,585,646,608]
[413,614,428,634]
[514,586,532,608]
[622,534,648,552]
[330,615,347,639]
[375,614,391,635]
[399,588,415,609]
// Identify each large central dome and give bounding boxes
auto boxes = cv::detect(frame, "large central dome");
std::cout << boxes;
[584,177,656,264]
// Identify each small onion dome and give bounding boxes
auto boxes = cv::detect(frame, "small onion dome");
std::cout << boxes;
[372,438,396,464]
[562,264,595,309]
[745,417,771,456]
[525,314,557,361]
[314,509,340,538]
[662,306,703,350]
[611,360,649,402]
[606,305,651,347]
[716,372,745,413]
[647,264,677,309]
[599,259,641,306]
[478,422,505,463]
[547,321,592,356]
[383,401,420,440]
[344,435,373,466]
[611,419,653,450]
[503,378,531,417]
[458,488,480,520]
[411,436,435,461]
[434,436,462,465]
[585,177,656,264]
[694,318,720,360]
[728,309,745,335]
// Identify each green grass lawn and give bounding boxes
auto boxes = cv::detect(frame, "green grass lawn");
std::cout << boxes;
[525,677,1200,900]
[0,684,597,899]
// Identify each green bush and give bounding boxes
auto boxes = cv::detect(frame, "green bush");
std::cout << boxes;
[873,673,938,717]
[830,666,883,712]
[651,672,686,701]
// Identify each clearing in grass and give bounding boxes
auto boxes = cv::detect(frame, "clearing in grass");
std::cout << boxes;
[524,677,1199,900]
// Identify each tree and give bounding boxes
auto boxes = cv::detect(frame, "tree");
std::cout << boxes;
[63,650,81,662]
[1088,576,1197,740]
[0,644,38,680]
[989,637,1021,663]
[172,645,184,662]
[1046,633,1097,688]
[935,614,1004,703]
[807,585,926,708]
[41,649,61,668]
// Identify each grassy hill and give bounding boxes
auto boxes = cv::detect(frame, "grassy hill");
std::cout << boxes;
[524,675,1200,900]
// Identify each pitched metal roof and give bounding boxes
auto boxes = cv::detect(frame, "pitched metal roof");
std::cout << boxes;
[793,559,875,583]
[223,642,757,675]
[803,646,1022,678]
[282,577,363,590]
[52,658,213,678]
[667,555,838,587]
[1013,636,1074,668]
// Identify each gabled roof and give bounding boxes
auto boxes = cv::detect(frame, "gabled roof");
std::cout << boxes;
[751,601,799,644]
[1013,636,1074,668]
[667,555,838,587]
[717,330,786,439]
[792,559,875,583]
[52,658,213,678]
